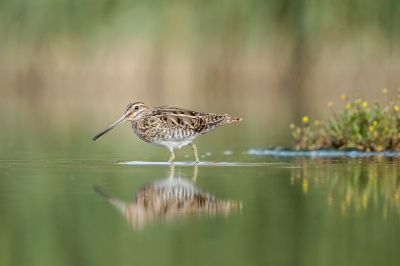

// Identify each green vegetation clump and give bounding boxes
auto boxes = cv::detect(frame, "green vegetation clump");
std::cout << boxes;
[291,89,400,152]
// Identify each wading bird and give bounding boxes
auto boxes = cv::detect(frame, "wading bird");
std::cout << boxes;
[92,102,242,163]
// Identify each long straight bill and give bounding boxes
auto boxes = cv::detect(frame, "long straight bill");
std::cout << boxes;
[92,115,126,140]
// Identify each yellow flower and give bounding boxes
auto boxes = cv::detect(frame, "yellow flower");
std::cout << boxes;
[373,121,378,126]
[369,126,374,131]
[314,120,320,126]
[398,87,400,92]
[345,103,351,109]
[302,116,309,123]
[382,88,388,94]
[341,94,346,100]
[290,123,295,129]
[362,101,367,107]
[327,102,333,108]
[395,105,399,111]
[356,98,362,104]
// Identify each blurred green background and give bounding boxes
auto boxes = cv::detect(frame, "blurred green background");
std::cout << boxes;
[1,0,400,156]
[1,2,400,265]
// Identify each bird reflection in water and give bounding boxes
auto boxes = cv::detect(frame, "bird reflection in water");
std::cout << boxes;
[94,164,242,229]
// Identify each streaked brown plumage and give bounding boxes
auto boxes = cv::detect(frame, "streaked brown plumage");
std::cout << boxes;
[93,102,242,163]
[94,164,241,229]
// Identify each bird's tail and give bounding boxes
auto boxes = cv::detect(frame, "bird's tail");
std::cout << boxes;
[204,115,242,131]
[230,117,242,122]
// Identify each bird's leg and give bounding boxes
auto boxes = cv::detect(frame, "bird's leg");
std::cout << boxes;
[191,163,198,182]
[189,143,200,163]
[168,150,175,163]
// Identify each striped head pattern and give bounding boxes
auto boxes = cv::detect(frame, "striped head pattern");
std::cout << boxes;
[124,102,151,121]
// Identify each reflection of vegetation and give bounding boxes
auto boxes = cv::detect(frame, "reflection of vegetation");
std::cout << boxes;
[290,157,400,219]
[291,90,400,151]
[95,164,241,229]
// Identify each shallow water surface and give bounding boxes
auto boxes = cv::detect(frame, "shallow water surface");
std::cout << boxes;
[0,155,400,265]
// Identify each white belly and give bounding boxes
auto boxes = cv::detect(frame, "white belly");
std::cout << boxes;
[152,136,197,151]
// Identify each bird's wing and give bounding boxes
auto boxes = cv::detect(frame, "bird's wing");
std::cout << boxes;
[153,107,230,133]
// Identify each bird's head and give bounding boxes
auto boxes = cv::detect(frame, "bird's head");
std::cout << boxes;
[92,102,150,140]
[124,102,150,121]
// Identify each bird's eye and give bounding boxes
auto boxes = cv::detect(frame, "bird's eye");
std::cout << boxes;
[135,106,139,110]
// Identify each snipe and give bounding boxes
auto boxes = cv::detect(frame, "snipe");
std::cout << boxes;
[92,102,242,163]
